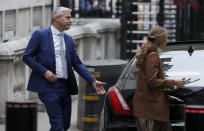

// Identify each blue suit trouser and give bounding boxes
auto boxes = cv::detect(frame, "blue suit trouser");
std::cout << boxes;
[38,81,72,131]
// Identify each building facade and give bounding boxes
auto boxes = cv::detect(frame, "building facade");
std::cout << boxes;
[0,0,53,43]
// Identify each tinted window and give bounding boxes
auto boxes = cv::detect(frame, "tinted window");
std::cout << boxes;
[116,56,138,90]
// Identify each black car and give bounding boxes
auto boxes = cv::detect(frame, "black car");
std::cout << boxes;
[100,41,204,131]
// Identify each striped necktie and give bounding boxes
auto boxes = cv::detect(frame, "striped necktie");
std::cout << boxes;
[58,32,68,78]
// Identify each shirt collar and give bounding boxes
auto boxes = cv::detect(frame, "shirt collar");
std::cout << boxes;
[51,25,64,36]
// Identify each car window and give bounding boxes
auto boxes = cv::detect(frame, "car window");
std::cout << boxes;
[116,56,138,90]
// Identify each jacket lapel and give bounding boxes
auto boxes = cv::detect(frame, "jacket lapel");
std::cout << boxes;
[47,27,56,60]
[47,27,57,74]
[64,35,71,64]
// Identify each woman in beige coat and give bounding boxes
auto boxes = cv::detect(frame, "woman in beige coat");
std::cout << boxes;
[133,26,184,131]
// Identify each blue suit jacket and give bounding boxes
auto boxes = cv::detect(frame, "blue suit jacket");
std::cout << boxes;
[23,27,96,95]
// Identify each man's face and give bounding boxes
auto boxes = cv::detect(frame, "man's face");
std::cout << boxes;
[56,11,72,30]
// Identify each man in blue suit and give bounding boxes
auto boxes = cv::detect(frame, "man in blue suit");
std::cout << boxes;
[23,6,106,131]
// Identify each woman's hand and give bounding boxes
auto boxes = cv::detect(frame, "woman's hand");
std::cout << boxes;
[175,79,185,88]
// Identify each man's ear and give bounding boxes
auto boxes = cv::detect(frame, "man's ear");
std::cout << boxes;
[55,16,61,22]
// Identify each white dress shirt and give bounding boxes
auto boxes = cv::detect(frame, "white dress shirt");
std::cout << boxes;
[51,25,68,79]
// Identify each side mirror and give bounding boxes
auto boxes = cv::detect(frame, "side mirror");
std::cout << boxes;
[188,45,194,56]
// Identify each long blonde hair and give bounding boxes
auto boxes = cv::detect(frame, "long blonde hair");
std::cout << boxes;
[136,26,167,69]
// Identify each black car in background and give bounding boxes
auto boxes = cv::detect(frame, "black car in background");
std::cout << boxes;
[100,41,204,131]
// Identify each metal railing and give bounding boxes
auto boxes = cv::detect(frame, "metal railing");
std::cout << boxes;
[120,0,158,60]
[120,0,204,60]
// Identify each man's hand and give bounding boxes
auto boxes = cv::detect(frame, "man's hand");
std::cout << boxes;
[92,80,107,95]
[44,70,57,83]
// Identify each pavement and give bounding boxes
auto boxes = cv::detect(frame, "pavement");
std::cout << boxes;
[0,96,82,131]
